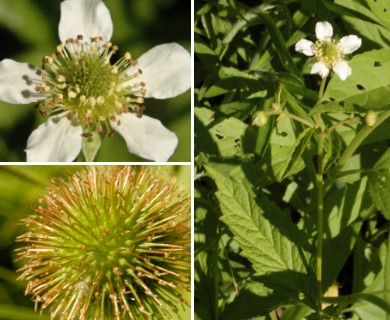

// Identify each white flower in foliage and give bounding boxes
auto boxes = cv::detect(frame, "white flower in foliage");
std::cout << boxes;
[295,21,361,80]
[0,0,190,162]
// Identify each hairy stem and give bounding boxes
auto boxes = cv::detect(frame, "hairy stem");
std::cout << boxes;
[316,131,325,316]
[265,110,315,128]
[316,76,327,317]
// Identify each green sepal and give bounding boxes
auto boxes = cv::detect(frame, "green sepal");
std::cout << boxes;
[81,131,102,162]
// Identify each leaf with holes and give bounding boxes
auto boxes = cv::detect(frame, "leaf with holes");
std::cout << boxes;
[365,0,390,29]
[195,109,257,157]
[310,49,390,115]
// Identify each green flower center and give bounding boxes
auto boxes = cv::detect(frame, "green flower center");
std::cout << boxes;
[313,38,343,68]
[35,35,146,136]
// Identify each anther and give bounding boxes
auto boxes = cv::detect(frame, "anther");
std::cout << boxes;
[57,75,66,83]
[88,97,96,108]
[56,44,64,52]
[124,52,131,60]
[97,96,105,105]
[68,91,77,99]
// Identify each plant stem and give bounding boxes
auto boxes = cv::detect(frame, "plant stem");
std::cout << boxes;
[385,228,390,320]
[316,131,325,316]
[318,77,327,100]
[316,76,327,317]
[265,110,315,128]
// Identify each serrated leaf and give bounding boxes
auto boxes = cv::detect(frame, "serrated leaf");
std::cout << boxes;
[205,166,308,275]
[367,148,390,219]
[259,117,313,183]
[310,49,390,115]
[322,131,342,173]
[279,127,314,181]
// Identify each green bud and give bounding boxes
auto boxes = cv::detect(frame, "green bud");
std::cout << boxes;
[365,111,378,127]
[253,111,268,127]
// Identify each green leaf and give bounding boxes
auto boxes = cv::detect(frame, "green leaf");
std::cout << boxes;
[278,127,314,181]
[203,67,260,98]
[205,166,309,275]
[365,0,390,29]
[336,0,390,49]
[367,148,390,219]
[322,130,342,173]
[310,49,390,115]
[222,6,300,77]
[258,117,314,183]
[219,281,276,319]
[280,304,314,320]
[195,115,257,158]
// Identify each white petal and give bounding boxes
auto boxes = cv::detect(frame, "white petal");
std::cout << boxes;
[315,21,333,40]
[333,61,352,81]
[26,114,82,162]
[126,43,191,99]
[311,62,330,78]
[339,35,362,54]
[59,0,113,43]
[0,59,42,104]
[111,113,178,161]
[295,39,314,56]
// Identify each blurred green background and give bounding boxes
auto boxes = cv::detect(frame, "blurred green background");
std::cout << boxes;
[0,164,191,319]
[0,0,191,162]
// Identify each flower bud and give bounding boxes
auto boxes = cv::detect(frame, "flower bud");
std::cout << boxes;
[365,111,378,127]
[253,111,268,127]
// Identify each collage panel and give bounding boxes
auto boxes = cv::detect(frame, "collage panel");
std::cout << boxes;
[195,1,390,320]
[0,165,191,319]
[0,0,191,162]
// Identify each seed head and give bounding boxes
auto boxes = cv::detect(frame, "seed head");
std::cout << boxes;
[15,166,190,320]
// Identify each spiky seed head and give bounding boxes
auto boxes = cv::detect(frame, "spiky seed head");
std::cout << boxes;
[15,166,191,320]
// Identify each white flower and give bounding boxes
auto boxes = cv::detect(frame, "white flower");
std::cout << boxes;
[295,21,361,80]
[0,0,191,162]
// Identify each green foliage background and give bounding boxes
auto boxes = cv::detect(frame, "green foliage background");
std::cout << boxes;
[0,0,191,162]
[195,0,390,319]
[0,164,191,319]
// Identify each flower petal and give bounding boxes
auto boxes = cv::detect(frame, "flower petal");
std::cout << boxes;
[111,113,178,161]
[339,35,362,54]
[295,39,314,56]
[126,43,191,99]
[311,62,330,78]
[333,61,352,81]
[59,0,113,43]
[26,114,82,162]
[0,59,42,104]
[315,21,333,40]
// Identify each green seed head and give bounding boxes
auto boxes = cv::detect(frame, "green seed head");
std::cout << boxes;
[36,36,145,136]
[16,166,190,320]
[313,38,343,68]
